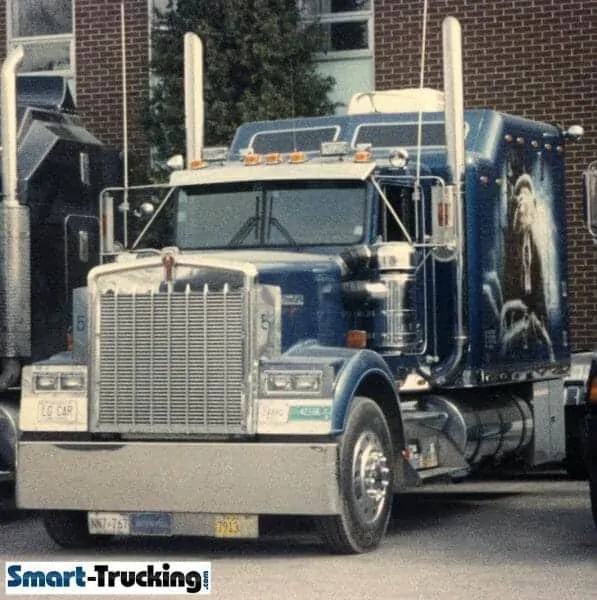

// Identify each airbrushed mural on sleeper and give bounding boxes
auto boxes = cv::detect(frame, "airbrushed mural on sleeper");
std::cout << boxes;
[482,145,563,364]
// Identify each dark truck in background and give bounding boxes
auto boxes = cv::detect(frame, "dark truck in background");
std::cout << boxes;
[0,47,120,505]
[573,161,597,527]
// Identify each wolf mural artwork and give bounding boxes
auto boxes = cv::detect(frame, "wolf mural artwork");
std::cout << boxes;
[483,147,560,363]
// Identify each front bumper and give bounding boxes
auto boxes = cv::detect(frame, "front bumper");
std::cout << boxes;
[16,440,341,515]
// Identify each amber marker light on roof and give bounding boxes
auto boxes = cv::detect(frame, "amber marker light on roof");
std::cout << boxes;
[243,153,262,166]
[354,150,372,163]
[189,159,207,169]
[265,152,283,165]
[288,150,307,164]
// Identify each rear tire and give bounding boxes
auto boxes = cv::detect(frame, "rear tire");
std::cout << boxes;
[317,397,395,554]
[43,511,112,549]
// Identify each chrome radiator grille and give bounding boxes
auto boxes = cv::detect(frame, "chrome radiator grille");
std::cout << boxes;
[93,289,247,434]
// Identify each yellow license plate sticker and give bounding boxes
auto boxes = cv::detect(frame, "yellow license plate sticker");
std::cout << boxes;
[214,514,258,538]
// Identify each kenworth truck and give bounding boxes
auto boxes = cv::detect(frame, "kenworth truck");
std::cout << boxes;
[0,47,120,504]
[15,18,583,553]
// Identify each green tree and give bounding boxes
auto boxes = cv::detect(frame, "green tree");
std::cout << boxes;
[145,0,336,172]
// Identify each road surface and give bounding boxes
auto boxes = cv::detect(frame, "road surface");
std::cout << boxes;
[0,470,595,599]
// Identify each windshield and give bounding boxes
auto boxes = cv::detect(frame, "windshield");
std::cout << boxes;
[139,179,368,250]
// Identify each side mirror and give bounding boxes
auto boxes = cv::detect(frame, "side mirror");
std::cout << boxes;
[133,201,155,219]
[584,161,597,239]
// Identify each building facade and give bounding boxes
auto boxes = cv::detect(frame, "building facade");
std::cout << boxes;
[1,0,596,349]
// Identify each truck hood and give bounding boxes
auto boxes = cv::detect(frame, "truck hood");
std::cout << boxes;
[93,249,347,351]
[183,249,346,350]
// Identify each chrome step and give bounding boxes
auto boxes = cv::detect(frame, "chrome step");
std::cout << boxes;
[417,466,470,482]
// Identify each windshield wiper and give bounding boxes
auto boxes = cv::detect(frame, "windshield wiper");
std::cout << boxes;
[267,217,299,247]
[228,195,262,247]
[228,216,260,247]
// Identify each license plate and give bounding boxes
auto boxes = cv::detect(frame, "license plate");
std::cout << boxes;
[131,512,172,536]
[214,515,258,538]
[88,512,130,535]
[37,399,77,424]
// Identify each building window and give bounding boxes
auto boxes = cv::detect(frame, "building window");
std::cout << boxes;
[300,0,373,59]
[8,0,74,75]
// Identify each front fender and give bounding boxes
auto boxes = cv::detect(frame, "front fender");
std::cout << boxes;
[331,349,400,433]
[281,341,400,434]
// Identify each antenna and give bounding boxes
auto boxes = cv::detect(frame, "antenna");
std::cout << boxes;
[414,0,429,197]
[121,2,129,247]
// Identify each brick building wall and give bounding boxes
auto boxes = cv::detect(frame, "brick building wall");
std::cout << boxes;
[0,1,150,181]
[375,0,597,351]
[76,0,150,183]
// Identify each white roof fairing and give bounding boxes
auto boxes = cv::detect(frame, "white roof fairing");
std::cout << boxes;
[168,160,376,187]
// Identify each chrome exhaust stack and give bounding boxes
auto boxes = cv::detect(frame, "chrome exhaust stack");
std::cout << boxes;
[184,32,204,167]
[0,45,29,392]
[431,17,468,385]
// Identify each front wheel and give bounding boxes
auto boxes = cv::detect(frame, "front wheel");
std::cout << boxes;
[43,511,112,549]
[317,397,395,554]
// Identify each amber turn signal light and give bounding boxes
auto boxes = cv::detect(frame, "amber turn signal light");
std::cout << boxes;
[588,376,597,403]
[346,329,367,349]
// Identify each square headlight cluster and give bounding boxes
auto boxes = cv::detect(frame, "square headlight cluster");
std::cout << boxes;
[34,372,86,392]
[264,370,323,394]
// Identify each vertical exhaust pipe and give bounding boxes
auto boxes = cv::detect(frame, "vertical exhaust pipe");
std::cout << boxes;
[431,17,468,385]
[0,45,30,391]
[442,16,465,188]
[184,33,204,167]
[2,46,23,209]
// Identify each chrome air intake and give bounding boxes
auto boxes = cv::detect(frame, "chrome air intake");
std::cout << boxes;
[373,242,422,352]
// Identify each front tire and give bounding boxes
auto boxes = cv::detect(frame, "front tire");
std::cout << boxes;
[43,511,111,549]
[317,397,395,554]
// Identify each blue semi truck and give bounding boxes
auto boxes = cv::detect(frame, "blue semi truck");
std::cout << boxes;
[13,18,586,552]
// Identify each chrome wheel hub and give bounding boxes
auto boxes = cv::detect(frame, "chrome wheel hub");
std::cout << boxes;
[351,430,391,523]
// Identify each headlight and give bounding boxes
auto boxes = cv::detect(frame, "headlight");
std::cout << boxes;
[20,365,88,432]
[264,370,323,394]
[33,372,86,392]
[34,373,59,391]
[59,373,86,391]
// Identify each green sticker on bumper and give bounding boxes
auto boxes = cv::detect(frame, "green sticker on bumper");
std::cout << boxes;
[288,405,332,421]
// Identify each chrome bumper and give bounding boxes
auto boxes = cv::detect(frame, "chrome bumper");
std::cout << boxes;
[16,440,341,515]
